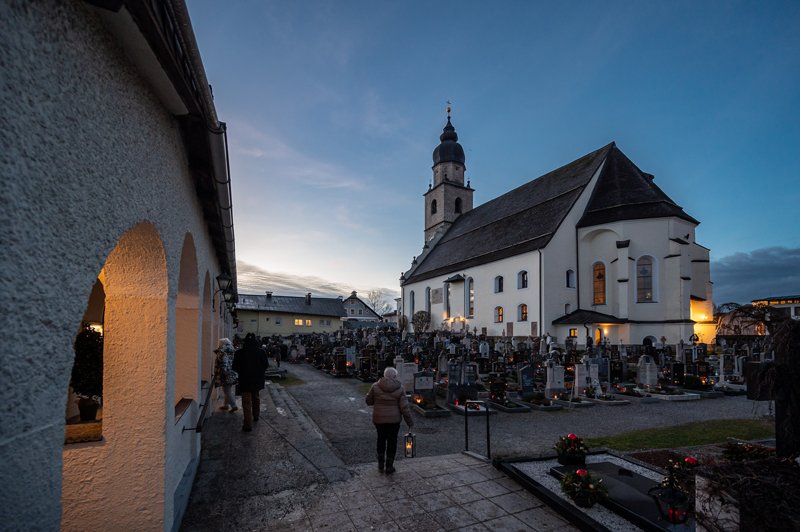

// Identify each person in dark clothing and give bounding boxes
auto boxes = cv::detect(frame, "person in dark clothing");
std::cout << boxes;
[365,366,414,473]
[232,333,269,432]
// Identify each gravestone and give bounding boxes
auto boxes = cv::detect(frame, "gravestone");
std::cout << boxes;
[545,360,565,398]
[413,371,436,405]
[637,355,658,387]
[596,358,609,383]
[400,362,418,390]
[517,364,535,399]
[574,361,600,393]
[437,352,449,374]
[610,360,624,383]
[670,362,685,386]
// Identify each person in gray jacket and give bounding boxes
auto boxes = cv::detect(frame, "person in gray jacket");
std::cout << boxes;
[365,366,414,473]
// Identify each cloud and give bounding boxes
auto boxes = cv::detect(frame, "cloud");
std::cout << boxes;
[712,247,800,305]
[229,121,368,191]
[235,260,400,301]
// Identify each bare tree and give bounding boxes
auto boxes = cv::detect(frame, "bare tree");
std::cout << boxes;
[412,310,431,335]
[366,289,391,315]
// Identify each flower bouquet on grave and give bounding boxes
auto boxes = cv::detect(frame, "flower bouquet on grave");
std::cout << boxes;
[554,433,589,466]
[648,456,699,524]
[560,468,608,508]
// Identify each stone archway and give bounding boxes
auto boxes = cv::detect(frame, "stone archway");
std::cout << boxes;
[61,222,168,531]
[174,234,199,407]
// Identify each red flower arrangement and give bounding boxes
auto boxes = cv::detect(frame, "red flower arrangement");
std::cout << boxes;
[560,467,608,508]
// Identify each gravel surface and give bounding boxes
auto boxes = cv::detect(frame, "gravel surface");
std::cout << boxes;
[283,363,773,464]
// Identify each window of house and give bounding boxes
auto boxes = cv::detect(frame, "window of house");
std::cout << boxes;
[350,309,355,315]
[566,269,576,288]
[467,278,474,316]
[494,306,504,323]
[518,304,528,321]
[637,256,654,302]
[358,309,363,315]
[565,303,571,315]
[305,319,312,326]
[518,271,528,289]
[494,275,504,293]
[275,317,281,324]
[569,328,578,337]
[294,319,303,326]
[794,306,800,317]
[593,262,606,305]
[431,199,438,215]
[319,319,324,326]
[455,197,462,213]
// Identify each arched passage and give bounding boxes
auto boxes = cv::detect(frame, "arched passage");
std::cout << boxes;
[201,271,213,383]
[62,222,169,531]
[175,234,199,407]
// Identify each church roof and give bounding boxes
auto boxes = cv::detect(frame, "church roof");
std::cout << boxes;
[404,142,698,286]
[237,294,345,317]
[551,309,627,325]
[577,146,699,227]
[404,143,611,284]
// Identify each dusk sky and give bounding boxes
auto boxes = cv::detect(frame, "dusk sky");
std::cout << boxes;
[188,1,799,306]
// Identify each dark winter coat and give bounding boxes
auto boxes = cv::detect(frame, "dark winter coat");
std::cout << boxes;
[366,377,413,426]
[232,344,268,392]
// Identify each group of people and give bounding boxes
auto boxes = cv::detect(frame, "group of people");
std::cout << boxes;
[213,333,269,432]
[214,332,415,473]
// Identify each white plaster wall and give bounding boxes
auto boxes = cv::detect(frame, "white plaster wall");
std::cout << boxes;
[403,251,541,336]
[0,2,224,530]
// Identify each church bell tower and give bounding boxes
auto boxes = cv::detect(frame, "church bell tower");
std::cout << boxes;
[424,107,474,242]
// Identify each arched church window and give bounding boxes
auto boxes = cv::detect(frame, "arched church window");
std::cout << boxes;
[593,262,606,305]
[566,269,576,288]
[409,290,415,316]
[494,275,504,293]
[455,197,462,214]
[518,270,528,289]
[494,306,504,323]
[518,304,528,321]
[425,287,431,313]
[637,256,654,302]
[431,200,437,215]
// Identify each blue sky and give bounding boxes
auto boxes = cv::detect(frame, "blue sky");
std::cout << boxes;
[189,1,800,305]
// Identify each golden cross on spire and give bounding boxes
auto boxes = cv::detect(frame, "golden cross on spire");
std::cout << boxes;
[446,100,452,119]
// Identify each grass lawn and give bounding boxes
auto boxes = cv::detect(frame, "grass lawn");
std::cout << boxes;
[586,418,774,451]
[276,373,305,386]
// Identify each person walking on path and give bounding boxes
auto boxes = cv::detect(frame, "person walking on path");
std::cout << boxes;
[213,338,238,412]
[365,366,414,474]
[232,333,268,432]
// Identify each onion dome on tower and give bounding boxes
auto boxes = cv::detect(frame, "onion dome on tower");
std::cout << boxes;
[432,111,465,167]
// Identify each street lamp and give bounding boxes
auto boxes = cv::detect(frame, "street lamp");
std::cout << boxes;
[213,272,233,313]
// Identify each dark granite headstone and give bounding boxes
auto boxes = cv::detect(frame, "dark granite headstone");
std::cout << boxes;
[518,364,535,398]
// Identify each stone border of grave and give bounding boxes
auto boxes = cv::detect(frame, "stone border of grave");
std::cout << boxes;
[552,398,595,408]
[487,400,531,413]
[648,392,701,401]
[445,402,496,416]
[497,451,674,532]
[411,403,451,418]
[526,401,564,411]
[681,389,724,399]
[587,396,630,406]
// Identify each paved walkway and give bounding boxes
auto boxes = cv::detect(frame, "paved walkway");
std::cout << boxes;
[181,382,577,531]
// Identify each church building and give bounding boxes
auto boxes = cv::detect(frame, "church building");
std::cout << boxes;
[400,113,715,348]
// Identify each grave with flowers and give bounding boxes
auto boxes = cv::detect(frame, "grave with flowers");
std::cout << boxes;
[497,434,701,531]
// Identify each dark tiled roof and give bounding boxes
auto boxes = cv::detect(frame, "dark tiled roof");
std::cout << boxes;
[551,309,627,325]
[237,294,345,317]
[576,146,698,228]
[404,143,614,284]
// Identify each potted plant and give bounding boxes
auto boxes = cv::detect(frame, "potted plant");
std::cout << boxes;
[71,326,103,421]
[554,433,589,466]
[560,468,608,508]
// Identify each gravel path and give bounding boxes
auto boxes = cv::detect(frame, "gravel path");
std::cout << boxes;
[282,363,773,464]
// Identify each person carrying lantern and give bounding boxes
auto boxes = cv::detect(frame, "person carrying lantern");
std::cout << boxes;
[365,366,414,473]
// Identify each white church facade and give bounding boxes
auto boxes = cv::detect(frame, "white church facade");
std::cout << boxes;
[400,115,715,348]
